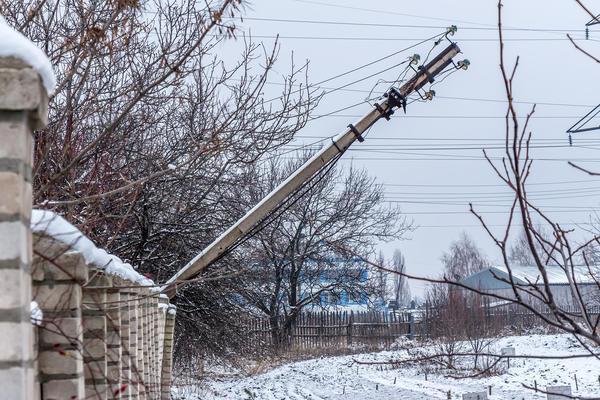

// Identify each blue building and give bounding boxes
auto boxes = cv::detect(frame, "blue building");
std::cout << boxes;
[301,256,371,308]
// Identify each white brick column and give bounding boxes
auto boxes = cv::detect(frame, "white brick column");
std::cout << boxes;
[83,271,110,399]
[118,284,133,400]
[160,306,175,400]
[149,294,158,398]
[0,56,48,400]
[32,235,88,400]
[136,288,147,400]
[106,284,122,398]
[127,289,140,400]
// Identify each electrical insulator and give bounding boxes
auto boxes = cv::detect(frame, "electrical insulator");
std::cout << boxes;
[457,59,470,70]
[424,90,436,101]
[447,25,458,36]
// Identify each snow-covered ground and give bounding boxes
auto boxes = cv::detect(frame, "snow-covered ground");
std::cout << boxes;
[175,334,600,400]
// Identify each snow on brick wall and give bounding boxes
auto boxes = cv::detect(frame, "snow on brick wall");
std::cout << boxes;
[31,209,156,288]
[0,16,56,93]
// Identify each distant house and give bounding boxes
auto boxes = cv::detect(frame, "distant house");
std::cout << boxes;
[301,256,371,309]
[459,265,600,308]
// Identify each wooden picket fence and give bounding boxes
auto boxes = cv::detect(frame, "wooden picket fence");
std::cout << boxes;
[242,304,600,355]
[483,303,600,332]
[243,311,419,354]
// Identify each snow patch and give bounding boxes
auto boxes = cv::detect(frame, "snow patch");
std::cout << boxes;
[31,209,155,287]
[0,16,56,94]
[181,334,600,399]
[30,301,43,326]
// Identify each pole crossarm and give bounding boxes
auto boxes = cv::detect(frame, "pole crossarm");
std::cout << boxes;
[163,42,462,298]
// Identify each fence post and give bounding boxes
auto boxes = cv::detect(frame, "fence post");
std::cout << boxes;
[32,236,88,399]
[106,282,122,398]
[138,288,149,399]
[150,292,160,397]
[408,313,415,340]
[118,283,133,400]
[126,287,139,400]
[0,48,49,399]
[82,271,110,399]
[347,311,353,346]
[160,305,176,400]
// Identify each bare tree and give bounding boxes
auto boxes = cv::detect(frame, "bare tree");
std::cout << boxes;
[391,249,411,308]
[441,232,490,281]
[2,0,319,362]
[508,226,557,266]
[237,152,411,348]
[374,250,389,308]
[463,0,600,349]
[336,2,600,390]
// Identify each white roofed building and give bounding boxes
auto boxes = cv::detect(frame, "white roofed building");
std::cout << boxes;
[459,265,600,309]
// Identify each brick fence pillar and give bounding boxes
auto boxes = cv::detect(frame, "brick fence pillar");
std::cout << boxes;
[118,283,133,400]
[83,271,110,399]
[106,283,122,398]
[156,295,168,396]
[141,289,151,399]
[0,55,48,400]
[150,294,159,398]
[32,235,88,399]
[136,288,147,400]
[126,288,139,400]
[160,306,176,400]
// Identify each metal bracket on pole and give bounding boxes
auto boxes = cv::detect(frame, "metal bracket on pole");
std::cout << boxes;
[374,102,392,120]
[385,88,407,114]
[418,65,435,84]
[347,124,364,142]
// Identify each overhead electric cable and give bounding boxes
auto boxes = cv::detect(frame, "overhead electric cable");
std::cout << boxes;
[264,32,445,103]
[259,80,595,108]
[232,16,589,33]
[229,34,593,42]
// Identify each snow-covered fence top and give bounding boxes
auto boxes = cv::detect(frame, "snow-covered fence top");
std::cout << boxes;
[31,209,155,287]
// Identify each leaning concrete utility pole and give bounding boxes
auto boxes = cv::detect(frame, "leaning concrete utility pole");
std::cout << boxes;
[164,42,464,297]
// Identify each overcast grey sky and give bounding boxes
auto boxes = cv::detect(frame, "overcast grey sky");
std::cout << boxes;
[228,0,599,297]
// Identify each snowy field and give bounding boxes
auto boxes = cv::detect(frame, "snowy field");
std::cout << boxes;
[174,334,600,400]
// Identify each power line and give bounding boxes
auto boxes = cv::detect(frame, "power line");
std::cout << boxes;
[311,114,582,119]
[397,209,599,215]
[264,32,444,104]
[377,179,600,188]
[414,223,591,229]
[383,185,600,196]
[233,16,589,33]
[434,96,595,109]
[289,0,502,27]
[387,201,600,209]
[388,197,600,204]
[386,191,600,201]
[282,144,587,151]
[260,80,595,108]
[290,0,587,35]
[230,34,593,42]
[293,136,599,142]
[279,155,600,162]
